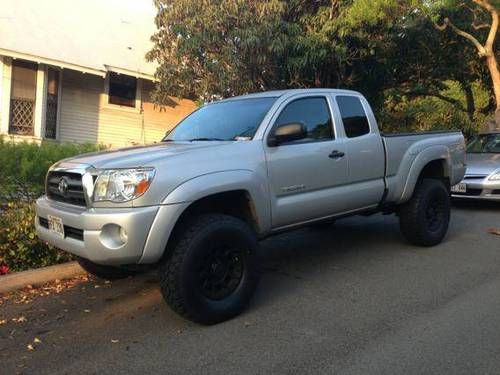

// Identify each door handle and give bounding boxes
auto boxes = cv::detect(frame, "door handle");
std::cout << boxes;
[329,150,345,159]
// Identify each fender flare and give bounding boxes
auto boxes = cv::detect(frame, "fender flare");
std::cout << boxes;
[398,145,451,203]
[162,170,271,232]
[139,170,271,264]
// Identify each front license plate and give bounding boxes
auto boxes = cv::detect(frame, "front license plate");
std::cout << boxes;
[451,182,467,193]
[47,215,64,238]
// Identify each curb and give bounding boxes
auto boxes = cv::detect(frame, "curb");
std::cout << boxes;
[0,261,86,294]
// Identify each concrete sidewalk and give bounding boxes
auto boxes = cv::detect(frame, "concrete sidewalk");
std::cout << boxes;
[0,261,85,294]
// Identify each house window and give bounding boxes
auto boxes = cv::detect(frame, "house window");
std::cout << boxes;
[9,60,37,135]
[108,72,137,107]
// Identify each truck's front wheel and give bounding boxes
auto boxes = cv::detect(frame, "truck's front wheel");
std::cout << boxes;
[159,214,260,324]
[399,178,450,246]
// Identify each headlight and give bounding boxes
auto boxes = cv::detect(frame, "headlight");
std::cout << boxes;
[93,168,155,202]
[489,171,500,181]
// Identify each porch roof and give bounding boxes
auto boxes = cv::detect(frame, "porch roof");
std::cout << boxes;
[0,0,158,80]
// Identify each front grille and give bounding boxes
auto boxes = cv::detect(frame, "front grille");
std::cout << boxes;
[464,175,487,180]
[46,171,86,206]
[65,226,84,241]
[454,188,482,196]
[39,217,48,228]
[38,217,84,241]
[492,190,500,195]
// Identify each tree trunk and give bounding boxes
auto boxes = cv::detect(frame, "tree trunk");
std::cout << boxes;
[486,55,500,130]
[462,82,475,122]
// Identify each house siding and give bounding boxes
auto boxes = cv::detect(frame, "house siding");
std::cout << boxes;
[59,70,196,147]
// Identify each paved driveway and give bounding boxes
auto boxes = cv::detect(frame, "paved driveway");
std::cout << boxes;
[1,201,500,374]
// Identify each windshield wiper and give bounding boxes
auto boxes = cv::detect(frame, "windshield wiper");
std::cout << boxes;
[188,137,226,142]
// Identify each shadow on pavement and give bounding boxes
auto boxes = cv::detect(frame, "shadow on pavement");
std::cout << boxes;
[452,198,500,211]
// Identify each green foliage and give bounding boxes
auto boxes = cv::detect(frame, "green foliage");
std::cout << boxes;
[380,80,490,136]
[147,0,288,101]
[0,202,72,272]
[0,139,104,272]
[0,138,103,201]
[148,0,498,133]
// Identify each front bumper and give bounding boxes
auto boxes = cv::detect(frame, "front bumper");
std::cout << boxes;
[451,177,500,201]
[35,196,188,266]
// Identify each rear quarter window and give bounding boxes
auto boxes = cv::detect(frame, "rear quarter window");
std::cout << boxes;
[336,96,370,138]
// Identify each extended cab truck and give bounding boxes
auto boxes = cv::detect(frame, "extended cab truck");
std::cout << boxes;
[35,89,466,324]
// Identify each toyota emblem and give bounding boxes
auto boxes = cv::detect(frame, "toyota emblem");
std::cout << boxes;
[58,177,69,195]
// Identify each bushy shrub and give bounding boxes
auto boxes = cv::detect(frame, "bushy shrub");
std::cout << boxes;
[0,138,104,201]
[0,138,105,273]
[0,202,72,272]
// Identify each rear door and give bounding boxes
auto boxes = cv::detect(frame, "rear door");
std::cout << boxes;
[265,95,351,228]
[332,94,386,209]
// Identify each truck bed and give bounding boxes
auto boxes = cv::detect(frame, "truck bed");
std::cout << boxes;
[382,130,463,177]
[381,130,464,204]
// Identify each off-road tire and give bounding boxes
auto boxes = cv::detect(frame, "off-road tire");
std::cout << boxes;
[77,257,135,280]
[399,178,450,246]
[158,214,260,325]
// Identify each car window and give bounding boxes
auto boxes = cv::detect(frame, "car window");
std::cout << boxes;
[274,97,334,143]
[337,96,370,138]
[467,133,500,153]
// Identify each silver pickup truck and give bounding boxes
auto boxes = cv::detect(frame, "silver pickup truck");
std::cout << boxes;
[36,89,466,324]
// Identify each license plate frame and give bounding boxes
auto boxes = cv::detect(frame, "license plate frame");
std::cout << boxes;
[451,182,467,194]
[47,215,65,238]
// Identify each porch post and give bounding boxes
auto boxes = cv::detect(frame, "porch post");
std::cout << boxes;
[34,63,46,138]
[0,56,12,135]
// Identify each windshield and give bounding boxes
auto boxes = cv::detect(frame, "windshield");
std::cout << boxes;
[164,97,277,142]
[467,133,500,153]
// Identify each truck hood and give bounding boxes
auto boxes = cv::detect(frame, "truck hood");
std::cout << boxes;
[465,153,500,176]
[58,141,232,169]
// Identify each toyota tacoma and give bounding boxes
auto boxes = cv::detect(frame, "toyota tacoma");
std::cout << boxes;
[36,89,466,324]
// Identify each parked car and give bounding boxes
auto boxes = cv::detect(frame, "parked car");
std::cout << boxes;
[451,131,500,201]
[35,89,466,324]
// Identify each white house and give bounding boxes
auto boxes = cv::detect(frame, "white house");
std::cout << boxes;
[0,0,196,146]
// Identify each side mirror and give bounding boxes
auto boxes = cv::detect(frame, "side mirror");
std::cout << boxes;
[268,122,308,147]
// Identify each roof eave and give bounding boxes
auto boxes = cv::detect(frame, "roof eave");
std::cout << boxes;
[0,48,157,81]
[0,48,105,77]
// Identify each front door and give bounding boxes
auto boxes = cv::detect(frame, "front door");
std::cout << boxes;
[265,96,349,228]
[45,68,60,139]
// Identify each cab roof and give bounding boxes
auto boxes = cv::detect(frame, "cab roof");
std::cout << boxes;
[219,88,362,102]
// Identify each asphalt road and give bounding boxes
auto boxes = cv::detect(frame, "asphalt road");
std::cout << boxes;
[1,201,500,375]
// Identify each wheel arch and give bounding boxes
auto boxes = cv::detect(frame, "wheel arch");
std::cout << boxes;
[399,146,452,203]
[139,171,270,264]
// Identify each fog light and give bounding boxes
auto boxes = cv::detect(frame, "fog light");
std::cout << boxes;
[99,224,128,249]
[119,227,128,243]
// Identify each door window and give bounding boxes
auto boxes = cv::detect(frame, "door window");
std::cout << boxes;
[337,96,370,138]
[274,97,334,143]
[45,68,60,139]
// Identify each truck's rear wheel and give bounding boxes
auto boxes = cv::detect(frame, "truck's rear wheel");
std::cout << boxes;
[77,258,136,280]
[399,178,450,246]
[159,214,260,325]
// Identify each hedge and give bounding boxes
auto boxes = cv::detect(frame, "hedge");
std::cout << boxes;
[0,138,105,273]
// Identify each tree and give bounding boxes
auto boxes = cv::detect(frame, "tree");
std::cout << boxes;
[147,0,405,102]
[147,0,496,133]
[146,0,289,102]
[428,0,500,128]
